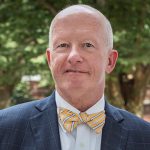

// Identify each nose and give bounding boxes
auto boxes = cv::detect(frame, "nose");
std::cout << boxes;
[67,47,83,65]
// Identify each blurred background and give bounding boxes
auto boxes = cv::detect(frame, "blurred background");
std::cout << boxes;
[0,0,150,121]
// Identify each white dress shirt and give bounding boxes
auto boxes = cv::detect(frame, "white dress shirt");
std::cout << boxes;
[55,91,105,150]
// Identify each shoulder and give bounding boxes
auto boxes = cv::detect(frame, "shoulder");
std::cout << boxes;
[0,93,56,146]
[0,96,51,128]
[106,103,150,130]
[106,103,150,144]
[119,108,150,129]
[116,106,150,145]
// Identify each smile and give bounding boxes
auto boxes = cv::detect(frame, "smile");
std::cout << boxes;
[65,69,89,74]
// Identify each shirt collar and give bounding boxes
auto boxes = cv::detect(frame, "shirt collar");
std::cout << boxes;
[55,90,105,133]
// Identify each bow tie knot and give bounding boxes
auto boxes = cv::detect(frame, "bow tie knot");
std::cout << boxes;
[58,108,106,134]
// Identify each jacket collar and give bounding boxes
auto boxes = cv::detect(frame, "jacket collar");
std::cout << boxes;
[30,92,61,150]
[101,101,128,150]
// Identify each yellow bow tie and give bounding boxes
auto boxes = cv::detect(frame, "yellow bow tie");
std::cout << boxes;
[58,108,106,134]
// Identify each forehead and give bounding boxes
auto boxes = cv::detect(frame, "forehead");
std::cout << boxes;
[57,13,99,27]
[52,12,104,37]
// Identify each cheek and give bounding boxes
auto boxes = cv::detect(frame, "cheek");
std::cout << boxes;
[50,54,66,73]
[91,59,107,76]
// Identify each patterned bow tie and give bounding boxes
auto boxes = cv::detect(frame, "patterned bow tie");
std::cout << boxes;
[58,108,106,134]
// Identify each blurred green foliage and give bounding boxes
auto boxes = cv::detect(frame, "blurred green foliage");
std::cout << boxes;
[11,82,33,105]
[0,0,150,114]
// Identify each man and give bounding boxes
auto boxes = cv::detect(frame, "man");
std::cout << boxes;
[0,4,150,150]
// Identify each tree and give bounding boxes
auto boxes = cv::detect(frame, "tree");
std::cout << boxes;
[0,0,150,115]
[0,0,50,108]
[100,0,150,115]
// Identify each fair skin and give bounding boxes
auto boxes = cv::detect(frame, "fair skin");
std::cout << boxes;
[46,6,118,112]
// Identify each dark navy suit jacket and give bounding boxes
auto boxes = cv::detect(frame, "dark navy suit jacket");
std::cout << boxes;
[0,92,150,150]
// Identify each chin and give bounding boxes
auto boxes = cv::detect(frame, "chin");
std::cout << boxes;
[64,82,84,90]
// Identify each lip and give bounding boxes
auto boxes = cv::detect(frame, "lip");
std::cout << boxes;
[64,69,89,74]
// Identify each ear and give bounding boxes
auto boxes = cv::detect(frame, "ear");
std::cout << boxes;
[106,49,118,74]
[46,48,51,67]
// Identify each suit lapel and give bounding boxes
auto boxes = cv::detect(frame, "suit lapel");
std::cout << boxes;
[101,102,128,150]
[30,92,61,150]
[29,93,128,150]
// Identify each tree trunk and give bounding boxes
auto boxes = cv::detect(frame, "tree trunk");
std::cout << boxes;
[0,86,12,109]
[105,73,124,108]
[124,64,150,116]
[106,64,150,116]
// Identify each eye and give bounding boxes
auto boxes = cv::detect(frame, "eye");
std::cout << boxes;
[57,43,69,48]
[53,42,70,51]
[83,42,94,48]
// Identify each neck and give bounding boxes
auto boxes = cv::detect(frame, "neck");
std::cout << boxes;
[56,87,104,112]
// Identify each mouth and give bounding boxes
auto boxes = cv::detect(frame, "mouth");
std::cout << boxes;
[64,69,89,74]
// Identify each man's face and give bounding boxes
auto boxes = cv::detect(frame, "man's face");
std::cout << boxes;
[47,13,117,97]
